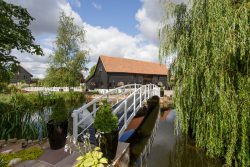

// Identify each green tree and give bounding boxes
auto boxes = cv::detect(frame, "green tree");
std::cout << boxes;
[44,12,88,87]
[0,0,43,83]
[160,0,249,166]
[86,64,96,81]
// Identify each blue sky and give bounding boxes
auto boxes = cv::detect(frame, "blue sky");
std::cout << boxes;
[8,0,169,78]
[71,0,142,36]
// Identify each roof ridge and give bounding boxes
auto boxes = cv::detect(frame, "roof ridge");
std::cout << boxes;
[100,55,166,66]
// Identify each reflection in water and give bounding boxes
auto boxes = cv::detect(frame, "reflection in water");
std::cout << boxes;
[147,110,223,167]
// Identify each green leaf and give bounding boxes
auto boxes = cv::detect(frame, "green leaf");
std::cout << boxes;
[99,158,108,164]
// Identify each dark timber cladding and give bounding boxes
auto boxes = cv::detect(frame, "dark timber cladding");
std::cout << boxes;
[10,66,33,84]
[86,55,168,89]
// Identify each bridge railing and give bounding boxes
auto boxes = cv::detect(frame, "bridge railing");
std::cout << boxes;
[113,84,160,137]
[71,83,160,141]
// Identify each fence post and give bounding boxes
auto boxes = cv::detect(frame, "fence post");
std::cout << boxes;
[139,87,142,107]
[72,110,78,142]
[133,92,136,113]
[107,93,109,102]
[147,84,150,99]
[124,100,127,128]
[93,103,96,117]
[153,84,155,96]
[144,85,146,101]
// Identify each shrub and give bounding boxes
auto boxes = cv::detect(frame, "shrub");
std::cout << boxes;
[0,82,9,94]
[0,158,7,167]
[75,147,108,167]
[7,85,18,93]
[50,98,68,122]
[0,146,43,167]
[94,101,118,133]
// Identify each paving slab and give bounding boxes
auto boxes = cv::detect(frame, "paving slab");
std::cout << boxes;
[55,152,79,167]
[32,161,54,167]
[15,160,40,167]
[38,148,69,165]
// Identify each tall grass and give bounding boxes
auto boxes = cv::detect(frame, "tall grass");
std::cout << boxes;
[0,92,85,140]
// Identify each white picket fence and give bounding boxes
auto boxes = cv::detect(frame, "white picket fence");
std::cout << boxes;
[22,87,83,92]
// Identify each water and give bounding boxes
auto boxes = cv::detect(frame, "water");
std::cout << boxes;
[147,109,223,167]
[0,101,84,140]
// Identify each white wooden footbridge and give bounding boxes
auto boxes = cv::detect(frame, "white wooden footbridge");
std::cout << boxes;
[71,84,160,142]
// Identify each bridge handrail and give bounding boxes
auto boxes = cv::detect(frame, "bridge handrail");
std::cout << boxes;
[73,84,141,114]
[72,83,160,141]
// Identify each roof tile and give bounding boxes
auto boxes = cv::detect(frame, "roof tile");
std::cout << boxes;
[100,55,168,75]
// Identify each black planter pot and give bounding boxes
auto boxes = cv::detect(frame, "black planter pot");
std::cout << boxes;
[47,120,68,150]
[160,89,164,97]
[99,129,119,161]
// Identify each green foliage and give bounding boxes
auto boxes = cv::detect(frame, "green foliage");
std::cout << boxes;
[160,0,250,166]
[160,87,164,91]
[50,98,68,122]
[0,0,43,83]
[86,65,96,81]
[94,101,118,133]
[0,157,7,167]
[0,146,43,167]
[0,92,85,140]
[44,67,83,87]
[44,12,88,87]
[0,83,8,94]
[75,147,108,167]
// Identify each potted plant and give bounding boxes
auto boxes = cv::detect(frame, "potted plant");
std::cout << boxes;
[75,147,108,167]
[94,101,118,161]
[47,98,68,149]
[160,86,164,97]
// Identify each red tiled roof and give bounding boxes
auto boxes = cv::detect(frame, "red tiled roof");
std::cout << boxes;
[100,55,168,75]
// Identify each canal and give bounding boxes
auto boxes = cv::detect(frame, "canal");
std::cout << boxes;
[147,109,223,167]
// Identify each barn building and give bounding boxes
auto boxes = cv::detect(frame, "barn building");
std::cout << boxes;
[10,66,33,84]
[86,55,168,89]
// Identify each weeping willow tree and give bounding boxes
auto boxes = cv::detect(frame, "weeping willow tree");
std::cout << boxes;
[159,0,250,166]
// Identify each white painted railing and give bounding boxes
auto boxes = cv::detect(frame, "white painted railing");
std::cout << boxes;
[23,86,83,92]
[71,83,160,141]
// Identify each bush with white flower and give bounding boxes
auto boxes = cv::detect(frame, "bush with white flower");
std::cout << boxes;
[64,132,109,167]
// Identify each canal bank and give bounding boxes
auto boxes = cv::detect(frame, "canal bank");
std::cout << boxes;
[147,110,223,167]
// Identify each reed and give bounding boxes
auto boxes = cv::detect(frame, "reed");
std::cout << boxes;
[0,92,85,140]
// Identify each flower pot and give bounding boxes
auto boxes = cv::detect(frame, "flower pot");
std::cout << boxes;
[99,129,119,161]
[47,120,68,150]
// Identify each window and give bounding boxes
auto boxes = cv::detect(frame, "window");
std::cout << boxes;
[99,67,102,72]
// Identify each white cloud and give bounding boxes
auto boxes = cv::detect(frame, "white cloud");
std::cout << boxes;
[135,0,164,44]
[84,24,159,64]
[11,47,52,78]
[135,0,188,44]
[6,0,168,79]
[92,2,102,10]
[6,0,65,35]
